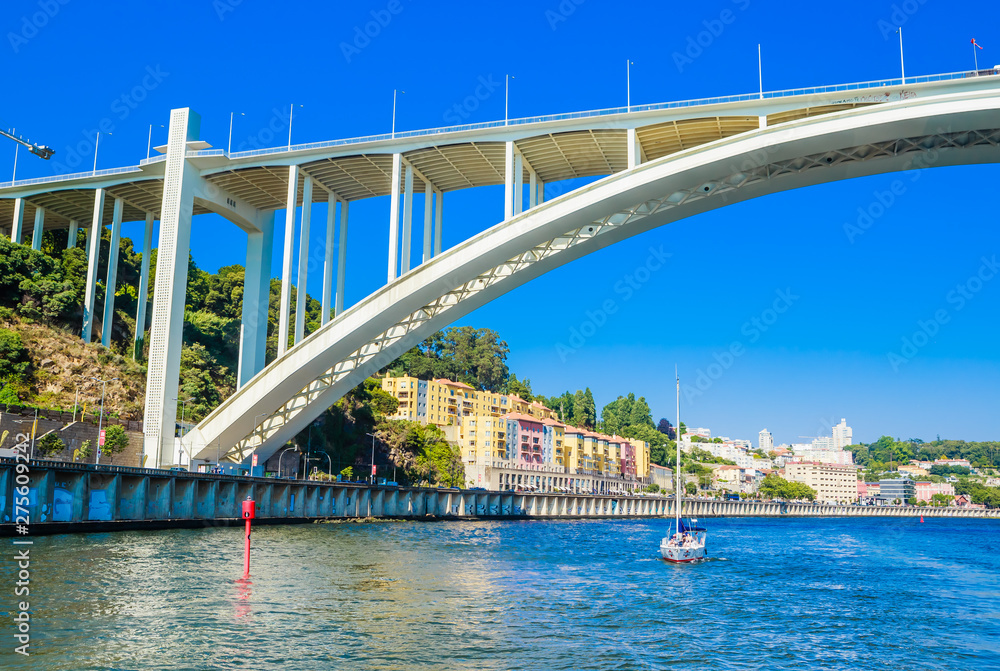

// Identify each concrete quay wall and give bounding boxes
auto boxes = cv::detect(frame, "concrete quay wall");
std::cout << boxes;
[1,459,997,535]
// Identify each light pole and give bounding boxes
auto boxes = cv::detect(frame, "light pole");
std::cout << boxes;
[392,90,404,138]
[278,447,299,479]
[505,76,513,125]
[366,432,377,484]
[228,112,244,154]
[146,124,164,159]
[91,377,118,461]
[626,60,633,112]
[12,128,18,182]
[288,104,303,149]
[172,397,193,468]
[72,384,81,423]
[93,132,111,173]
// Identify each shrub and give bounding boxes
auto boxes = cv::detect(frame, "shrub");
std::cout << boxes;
[36,432,65,458]
[102,424,129,463]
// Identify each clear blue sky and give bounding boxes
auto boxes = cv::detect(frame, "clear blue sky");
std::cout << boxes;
[4,0,998,445]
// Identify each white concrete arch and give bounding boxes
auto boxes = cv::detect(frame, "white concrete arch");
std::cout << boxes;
[187,90,1000,464]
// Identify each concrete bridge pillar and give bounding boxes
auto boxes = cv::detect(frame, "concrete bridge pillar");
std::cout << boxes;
[336,200,348,314]
[277,164,299,357]
[387,153,402,281]
[81,188,105,342]
[422,181,433,263]
[31,206,44,251]
[321,194,336,324]
[67,219,79,249]
[142,108,201,467]
[100,197,124,348]
[10,197,25,243]
[238,210,275,388]
[504,141,515,220]
[133,213,155,361]
[401,162,414,273]
[293,176,313,344]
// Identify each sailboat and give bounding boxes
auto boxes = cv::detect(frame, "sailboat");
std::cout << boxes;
[660,368,707,562]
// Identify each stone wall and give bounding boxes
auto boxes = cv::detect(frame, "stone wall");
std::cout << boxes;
[0,411,144,467]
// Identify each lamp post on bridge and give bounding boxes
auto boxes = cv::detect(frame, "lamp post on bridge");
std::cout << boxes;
[93,132,111,173]
[278,446,300,479]
[505,75,513,125]
[288,104,303,149]
[626,60,633,112]
[146,124,163,159]
[392,90,404,138]
[228,112,245,154]
[91,376,118,462]
[365,432,377,484]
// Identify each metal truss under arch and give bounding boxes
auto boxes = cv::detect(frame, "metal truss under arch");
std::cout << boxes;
[186,91,1000,464]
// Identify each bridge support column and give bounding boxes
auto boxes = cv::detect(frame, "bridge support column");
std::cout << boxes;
[537,180,544,205]
[387,153,401,282]
[335,201,348,314]
[143,107,201,469]
[133,213,154,359]
[627,128,642,169]
[294,176,313,344]
[504,141,514,220]
[321,193,335,324]
[10,197,25,243]
[238,211,274,388]
[422,180,433,263]
[433,190,442,256]
[82,188,106,342]
[528,169,537,208]
[513,151,523,215]
[67,219,79,249]
[278,165,299,357]
[101,197,124,348]
[401,163,414,273]
[31,206,44,250]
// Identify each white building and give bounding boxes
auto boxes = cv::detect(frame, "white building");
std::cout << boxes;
[832,418,853,449]
[759,429,773,452]
[784,461,859,503]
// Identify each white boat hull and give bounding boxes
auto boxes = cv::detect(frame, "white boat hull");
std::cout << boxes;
[660,536,707,563]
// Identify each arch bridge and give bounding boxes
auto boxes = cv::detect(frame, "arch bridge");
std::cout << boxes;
[2,70,999,468]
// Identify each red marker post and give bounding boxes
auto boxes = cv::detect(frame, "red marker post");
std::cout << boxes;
[241,497,256,577]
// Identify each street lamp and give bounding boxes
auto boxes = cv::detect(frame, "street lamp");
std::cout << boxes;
[365,432,377,484]
[505,76,513,125]
[172,397,194,468]
[278,446,299,479]
[91,377,118,461]
[93,132,111,173]
[288,104,303,149]
[228,112,245,154]
[146,124,164,159]
[392,90,404,138]
[626,60,633,112]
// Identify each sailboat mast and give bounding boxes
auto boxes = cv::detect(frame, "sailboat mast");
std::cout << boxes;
[675,367,681,529]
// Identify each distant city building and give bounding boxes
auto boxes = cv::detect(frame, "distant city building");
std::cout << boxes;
[832,418,853,449]
[915,481,955,502]
[649,464,674,491]
[898,464,929,478]
[791,447,855,466]
[784,461,859,503]
[759,429,773,452]
[878,476,916,504]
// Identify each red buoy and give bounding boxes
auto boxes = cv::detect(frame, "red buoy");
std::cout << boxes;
[920,515,924,523]
[242,497,256,577]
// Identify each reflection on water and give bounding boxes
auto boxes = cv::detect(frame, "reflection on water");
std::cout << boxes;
[1,518,998,670]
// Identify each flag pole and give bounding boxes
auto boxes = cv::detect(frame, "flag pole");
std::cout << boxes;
[898,27,905,84]
[757,44,763,99]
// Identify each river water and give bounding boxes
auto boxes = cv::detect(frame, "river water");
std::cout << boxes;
[2,517,998,670]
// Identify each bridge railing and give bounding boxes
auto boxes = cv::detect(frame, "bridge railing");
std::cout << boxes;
[0,165,144,190]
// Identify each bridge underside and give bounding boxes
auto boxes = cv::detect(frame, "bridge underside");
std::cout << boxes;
[186,91,1000,465]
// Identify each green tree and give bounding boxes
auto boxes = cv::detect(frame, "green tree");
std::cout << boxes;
[102,424,129,464]
[75,439,93,461]
[0,328,31,380]
[506,373,533,401]
[388,327,510,392]
[685,482,697,496]
[573,388,596,429]
[36,432,66,458]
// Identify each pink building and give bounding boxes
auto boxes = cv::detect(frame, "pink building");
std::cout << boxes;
[504,413,543,464]
[618,438,636,478]
[858,481,880,498]
[915,481,955,502]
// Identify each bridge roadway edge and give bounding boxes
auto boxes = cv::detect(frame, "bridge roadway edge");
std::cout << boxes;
[2,461,996,536]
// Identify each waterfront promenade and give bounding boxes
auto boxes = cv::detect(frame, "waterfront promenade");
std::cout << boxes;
[3,458,996,535]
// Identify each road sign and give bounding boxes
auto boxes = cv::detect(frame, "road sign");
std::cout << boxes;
[98,429,106,446]
[252,454,258,467]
